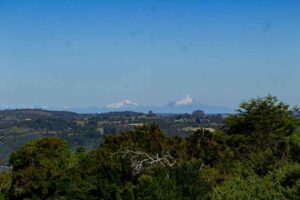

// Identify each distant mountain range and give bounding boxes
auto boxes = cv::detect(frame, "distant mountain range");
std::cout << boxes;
[0,95,235,114]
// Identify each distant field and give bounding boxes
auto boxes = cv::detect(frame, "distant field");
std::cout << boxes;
[0,109,224,163]
[181,127,215,132]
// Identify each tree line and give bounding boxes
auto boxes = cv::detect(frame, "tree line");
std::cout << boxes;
[1,95,300,199]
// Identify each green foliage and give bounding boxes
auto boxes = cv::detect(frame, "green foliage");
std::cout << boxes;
[1,96,300,199]
[0,171,11,200]
[136,175,159,200]
[224,95,299,176]
[172,161,212,199]
[279,164,300,199]
[0,171,11,195]
[213,174,284,200]
[0,193,5,200]
[187,129,234,167]
[102,123,167,153]
[289,130,300,162]
[9,138,73,200]
[0,108,223,163]
[134,162,212,200]
[213,164,300,200]
[225,95,298,148]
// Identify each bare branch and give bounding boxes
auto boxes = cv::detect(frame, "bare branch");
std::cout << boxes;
[114,150,176,175]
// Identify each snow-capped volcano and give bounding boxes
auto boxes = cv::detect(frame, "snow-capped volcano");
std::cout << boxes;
[44,95,233,114]
[105,100,138,109]
[163,95,233,113]
[174,95,197,106]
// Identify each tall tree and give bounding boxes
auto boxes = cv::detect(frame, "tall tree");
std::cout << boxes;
[9,138,73,200]
[225,95,298,150]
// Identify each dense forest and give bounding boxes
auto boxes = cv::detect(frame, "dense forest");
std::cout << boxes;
[1,95,300,199]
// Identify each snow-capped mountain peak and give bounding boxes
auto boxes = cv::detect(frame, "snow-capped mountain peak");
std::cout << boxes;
[105,100,138,109]
[174,95,196,106]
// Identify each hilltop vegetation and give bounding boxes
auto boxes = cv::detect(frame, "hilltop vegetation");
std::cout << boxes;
[1,95,300,199]
[0,109,223,163]
[0,109,100,163]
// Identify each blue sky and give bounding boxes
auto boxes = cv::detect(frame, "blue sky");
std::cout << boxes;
[0,0,300,108]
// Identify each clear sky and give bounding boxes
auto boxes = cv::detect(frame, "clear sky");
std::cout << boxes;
[0,0,300,108]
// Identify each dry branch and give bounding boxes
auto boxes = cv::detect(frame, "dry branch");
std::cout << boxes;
[115,150,176,175]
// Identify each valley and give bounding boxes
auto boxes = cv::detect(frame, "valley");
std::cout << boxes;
[0,109,224,163]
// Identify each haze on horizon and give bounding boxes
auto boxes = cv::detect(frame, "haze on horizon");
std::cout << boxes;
[1,0,300,108]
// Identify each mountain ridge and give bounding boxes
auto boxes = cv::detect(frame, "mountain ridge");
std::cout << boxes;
[0,95,234,114]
